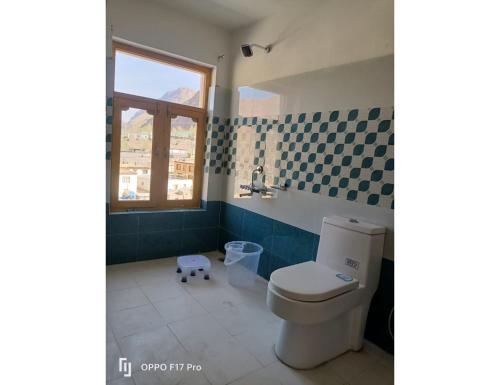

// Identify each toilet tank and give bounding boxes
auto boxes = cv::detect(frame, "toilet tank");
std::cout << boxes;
[316,215,386,292]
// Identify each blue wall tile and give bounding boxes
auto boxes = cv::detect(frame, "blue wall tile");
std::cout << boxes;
[271,221,316,265]
[311,234,320,260]
[107,201,222,263]
[137,230,183,261]
[107,214,139,235]
[241,210,274,251]
[219,203,318,269]
[220,202,244,236]
[183,201,220,229]
[138,212,183,233]
[365,258,394,354]
[106,234,138,264]
[268,254,291,276]
[257,250,273,280]
[182,227,218,254]
[218,228,241,252]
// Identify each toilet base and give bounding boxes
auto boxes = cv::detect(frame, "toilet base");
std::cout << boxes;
[274,310,362,369]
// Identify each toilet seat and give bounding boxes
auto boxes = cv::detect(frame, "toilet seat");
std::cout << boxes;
[269,261,359,302]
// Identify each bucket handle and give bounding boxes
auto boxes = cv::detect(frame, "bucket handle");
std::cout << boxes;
[224,242,247,266]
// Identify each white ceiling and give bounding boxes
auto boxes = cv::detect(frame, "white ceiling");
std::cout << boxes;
[155,0,314,30]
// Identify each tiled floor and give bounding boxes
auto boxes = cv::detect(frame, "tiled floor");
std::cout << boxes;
[107,251,394,385]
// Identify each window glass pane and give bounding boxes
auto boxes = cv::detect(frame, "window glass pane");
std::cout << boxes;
[114,50,202,107]
[118,108,153,200]
[167,115,197,200]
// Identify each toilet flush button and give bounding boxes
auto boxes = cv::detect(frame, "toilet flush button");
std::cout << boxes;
[336,273,353,282]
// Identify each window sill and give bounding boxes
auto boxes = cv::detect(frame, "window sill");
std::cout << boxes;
[108,207,208,215]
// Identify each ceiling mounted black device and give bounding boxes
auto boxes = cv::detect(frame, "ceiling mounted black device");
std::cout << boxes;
[240,43,272,57]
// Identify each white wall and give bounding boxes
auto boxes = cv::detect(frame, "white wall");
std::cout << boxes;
[108,0,232,90]
[225,0,394,260]
[230,55,394,117]
[230,0,393,87]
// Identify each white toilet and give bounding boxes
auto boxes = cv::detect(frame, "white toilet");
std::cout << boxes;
[266,215,386,369]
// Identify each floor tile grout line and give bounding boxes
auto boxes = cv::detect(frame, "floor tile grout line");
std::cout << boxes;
[119,282,202,380]
[157,295,218,385]
[343,358,392,385]
[224,360,271,385]
[194,311,265,385]
[162,321,215,385]
[177,260,271,380]
[107,300,152,315]
[106,256,218,383]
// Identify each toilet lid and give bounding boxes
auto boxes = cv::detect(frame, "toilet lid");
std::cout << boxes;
[269,261,359,302]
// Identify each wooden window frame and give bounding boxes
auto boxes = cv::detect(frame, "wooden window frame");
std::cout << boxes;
[110,42,212,212]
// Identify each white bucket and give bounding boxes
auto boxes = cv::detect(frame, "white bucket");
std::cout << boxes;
[224,241,263,287]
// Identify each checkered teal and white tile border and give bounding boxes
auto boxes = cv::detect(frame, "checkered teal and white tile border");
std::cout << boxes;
[223,107,394,209]
[203,116,228,175]
[105,99,394,209]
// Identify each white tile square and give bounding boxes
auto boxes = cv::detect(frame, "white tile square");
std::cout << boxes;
[107,270,138,292]
[241,277,268,296]
[107,287,150,313]
[131,266,175,286]
[371,155,386,170]
[107,377,135,385]
[107,321,116,343]
[228,365,282,385]
[117,326,185,372]
[234,320,281,366]
[325,349,379,382]
[364,342,394,369]
[187,286,248,313]
[153,294,207,324]
[366,120,379,133]
[319,184,330,195]
[168,314,261,385]
[357,108,369,121]
[348,361,394,385]
[140,280,188,303]
[168,314,232,351]
[108,304,165,339]
[193,339,262,385]
[379,107,393,121]
[179,271,228,293]
[133,368,210,385]
[211,299,278,336]
[107,340,123,381]
[231,360,344,385]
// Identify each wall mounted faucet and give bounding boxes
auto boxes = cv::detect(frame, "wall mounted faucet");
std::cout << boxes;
[239,166,264,197]
[251,166,264,189]
[239,166,287,198]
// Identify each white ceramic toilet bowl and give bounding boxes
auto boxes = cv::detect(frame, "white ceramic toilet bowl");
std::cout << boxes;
[266,261,371,369]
